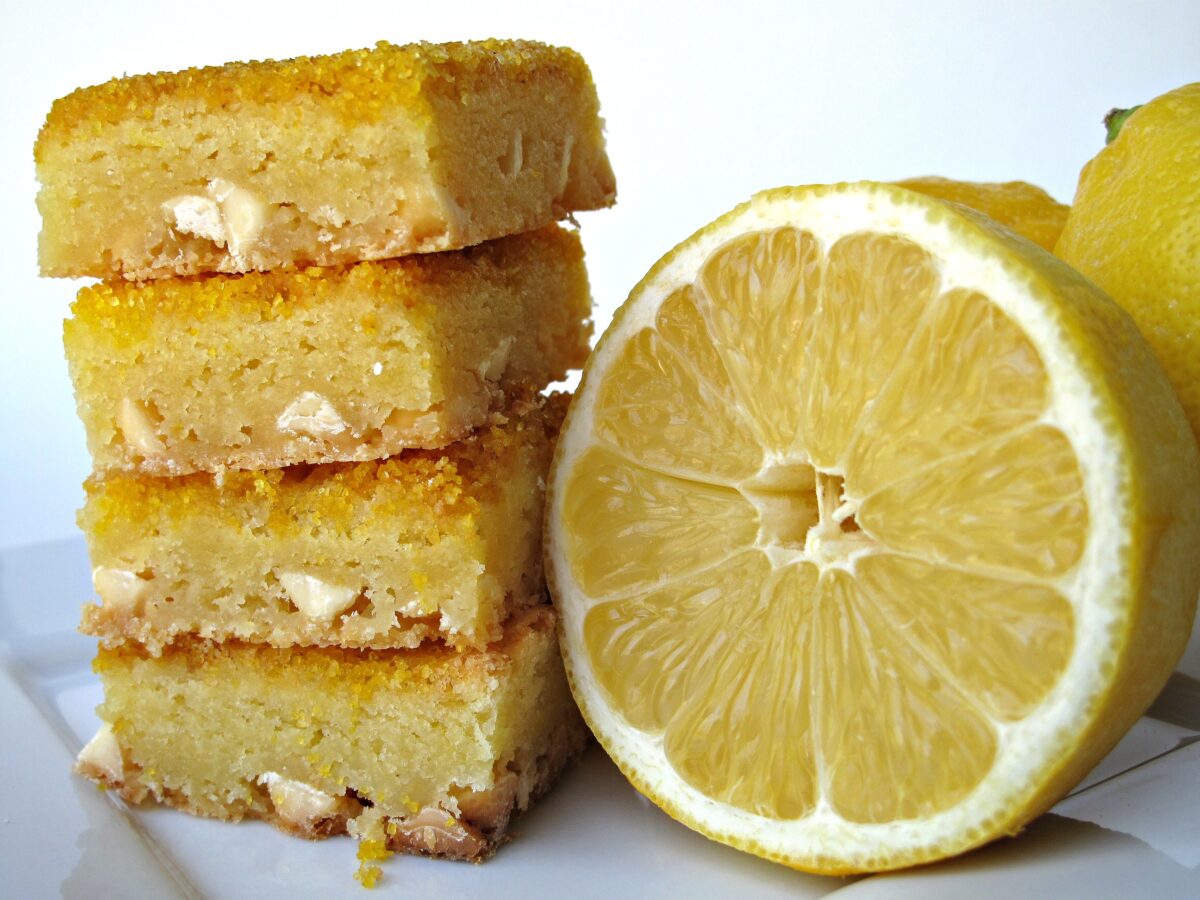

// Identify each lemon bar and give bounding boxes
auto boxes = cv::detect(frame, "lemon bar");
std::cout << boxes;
[80,396,564,653]
[75,607,588,861]
[65,227,589,476]
[36,39,616,281]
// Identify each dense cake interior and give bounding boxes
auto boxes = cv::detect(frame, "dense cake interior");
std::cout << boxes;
[65,227,589,475]
[36,40,616,279]
[77,607,588,859]
[80,396,565,653]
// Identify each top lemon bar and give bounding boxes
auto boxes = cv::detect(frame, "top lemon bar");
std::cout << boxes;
[35,39,616,280]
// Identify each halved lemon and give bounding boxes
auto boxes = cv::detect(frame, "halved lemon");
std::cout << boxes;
[545,182,1200,872]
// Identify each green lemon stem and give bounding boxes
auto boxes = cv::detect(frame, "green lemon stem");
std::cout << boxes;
[1104,106,1142,144]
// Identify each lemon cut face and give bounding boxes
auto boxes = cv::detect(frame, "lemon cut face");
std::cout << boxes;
[546,183,1200,873]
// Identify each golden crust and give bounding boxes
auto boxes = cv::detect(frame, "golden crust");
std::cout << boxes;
[37,39,593,153]
[94,604,557,693]
[82,393,566,540]
[68,225,585,347]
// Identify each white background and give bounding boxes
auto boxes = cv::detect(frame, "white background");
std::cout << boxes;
[1,0,1197,547]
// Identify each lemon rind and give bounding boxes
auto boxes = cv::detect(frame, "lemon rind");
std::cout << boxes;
[546,182,1199,870]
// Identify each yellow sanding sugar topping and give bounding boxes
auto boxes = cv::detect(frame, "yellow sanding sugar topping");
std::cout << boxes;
[36,39,596,150]
[69,225,582,344]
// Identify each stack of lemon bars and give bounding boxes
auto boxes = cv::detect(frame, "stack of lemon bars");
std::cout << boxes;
[34,39,615,876]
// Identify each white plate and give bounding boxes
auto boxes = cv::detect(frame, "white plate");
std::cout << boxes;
[1,538,1197,898]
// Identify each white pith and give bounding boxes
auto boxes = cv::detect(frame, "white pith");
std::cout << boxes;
[546,184,1128,865]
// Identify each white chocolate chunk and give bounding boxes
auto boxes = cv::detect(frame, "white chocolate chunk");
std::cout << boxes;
[406,182,466,241]
[118,397,164,457]
[391,806,487,857]
[77,724,123,783]
[478,336,516,381]
[558,133,576,195]
[395,596,428,618]
[379,406,439,443]
[164,195,225,243]
[259,772,339,827]
[278,571,359,620]
[311,204,347,228]
[92,567,152,611]
[276,392,348,438]
[162,179,266,258]
[456,771,520,828]
[209,179,266,257]
[505,129,524,178]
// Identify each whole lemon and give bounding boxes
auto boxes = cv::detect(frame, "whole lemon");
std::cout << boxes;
[1056,83,1200,445]
[897,176,1069,252]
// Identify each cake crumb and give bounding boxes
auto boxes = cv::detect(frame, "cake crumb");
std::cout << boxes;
[353,864,382,889]
[352,808,394,888]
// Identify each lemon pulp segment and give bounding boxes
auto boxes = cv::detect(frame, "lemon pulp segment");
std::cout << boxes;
[564,223,1083,823]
